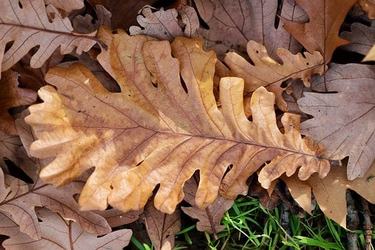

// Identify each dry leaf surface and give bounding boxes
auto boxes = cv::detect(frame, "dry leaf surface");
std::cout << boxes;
[224,40,324,110]
[0,0,97,76]
[283,0,357,62]
[298,64,375,180]
[193,0,306,57]
[341,22,375,56]
[284,162,375,228]
[0,209,132,250]
[182,177,233,234]
[144,202,181,250]
[25,32,329,215]
[0,71,36,134]
[129,6,199,40]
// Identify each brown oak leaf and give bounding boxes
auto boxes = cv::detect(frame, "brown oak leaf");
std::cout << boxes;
[223,40,324,111]
[0,168,112,239]
[182,176,233,234]
[25,33,329,215]
[143,201,181,250]
[341,22,375,57]
[129,6,199,40]
[0,70,36,134]
[46,0,84,13]
[194,0,307,57]
[298,64,375,180]
[284,162,375,228]
[283,0,357,62]
[0,0,97,77]
[0,209,132,249]
[0,131,21,169]
[359,0,375,19]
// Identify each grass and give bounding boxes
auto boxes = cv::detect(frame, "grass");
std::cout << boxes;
[131,197,375,250]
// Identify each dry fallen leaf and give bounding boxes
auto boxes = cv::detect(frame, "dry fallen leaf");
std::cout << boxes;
[88,0,169,29]
[359,0,375,19]
[194,0,306,57]
[284,162,375,228]
[144,201,181,250]
[0,168,112,240]
[25,33,329,215]
[364,45,375,61]
[46,0,84,13]
[0,0,97,76]
[129,6,199,40]
[283,0,357,62]
[0,70,36,135]
[341,22,375,57]
[182,177,233,234]
[0,131,21,169]
[298,63,375,180]
[0,209,132,249]
[224,40,324,110]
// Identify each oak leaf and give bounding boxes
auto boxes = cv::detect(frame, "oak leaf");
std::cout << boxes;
[341,22,375,57]
[144,202,181,250]
[46,0,84,13]
[0,131,21,169]
[0,168,112,239]
[224,40,324,110]
[129,6,199,40]
[0,70,36,135]
[298,64,375,180]
[359,0,375,19]
[182,177,233,234]
[283,0,357,62]
[193,0,306,57]
[0,209,132,249]
[25,34,329,215]
[284,162,375,228]
[0,0,97,76]
[364,45,375,61]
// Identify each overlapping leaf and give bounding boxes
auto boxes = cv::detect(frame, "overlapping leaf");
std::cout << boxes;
[284,162,375,228]
[298,64,375,179]
[143,202,181,250]
[283,0,357,62]
[0,71,36,134]
[223,40,324,110]
[0,0,97,77]
[129,6,199,40]
[0,209,132,249]
[25,30,329,216]
[193,0,306,57]
[341,22,375,57]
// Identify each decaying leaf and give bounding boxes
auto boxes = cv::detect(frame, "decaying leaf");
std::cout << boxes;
[283,0,357,62]
[224,40,324,110]
[130,6,199,40]
[25,33,329,215]
[0,0,97,76]
[0,209,132,249]
[98,209,142,228]
[0,131,21,168]
[0,70,36,134]
[0,168,112,239]
[144,202,181,250]
[46,0,84,13]
[88,0,159,29]
[284,162,375,228]
[298,64,375,180]
[341,22,375,57]
[182,177,233,234]
[194,0,306,57]
[364,45,375,61]
[359,0,375,19]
